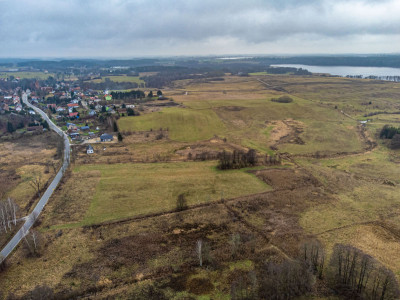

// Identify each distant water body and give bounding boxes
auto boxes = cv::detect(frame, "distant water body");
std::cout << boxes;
[271,64,400,78]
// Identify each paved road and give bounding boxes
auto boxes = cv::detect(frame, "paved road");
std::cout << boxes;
[0,93,70,261]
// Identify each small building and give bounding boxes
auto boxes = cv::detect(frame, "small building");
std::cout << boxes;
[15,104,22,112]
[105,94,112,101]
[69,132,80,140]
[86,144,94,154]
[80,125,90,131]
[100,133,113,142]
[69,112,79,118]
[67,103,79,108]
[89,110,97,116]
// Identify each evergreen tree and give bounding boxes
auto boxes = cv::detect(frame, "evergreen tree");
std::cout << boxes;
[7,121,14,133]
[118,132,123,142]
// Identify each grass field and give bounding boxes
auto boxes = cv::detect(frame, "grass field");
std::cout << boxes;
[0,71,54,80]
[87,75,144,84]
[71,161,270,225]
[119,107,226,142]
[119,76,366,155]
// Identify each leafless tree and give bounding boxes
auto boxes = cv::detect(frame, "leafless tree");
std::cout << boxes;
[23,229,43,257]
[176,193,188,211]
[328,244,400,299]
[29,173,43,198]
[47,160,58,174]
[196,239,203,267]
[0,198,19,234]
[229,233,241,259]
[301,239,325,279]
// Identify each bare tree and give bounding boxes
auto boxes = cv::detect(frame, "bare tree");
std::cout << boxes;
[29,173,43,198]
[176,193,188,212]
[23,229,43,257]
[229,233,241,259]
[0,198,19,235]
[196,239,203,267]
[47,160,58,174]
[328,244,400,299]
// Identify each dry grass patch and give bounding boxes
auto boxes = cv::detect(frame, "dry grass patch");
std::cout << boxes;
[73,161,271,225]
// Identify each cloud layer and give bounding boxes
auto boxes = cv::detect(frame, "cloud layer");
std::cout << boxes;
[0,0,399,57]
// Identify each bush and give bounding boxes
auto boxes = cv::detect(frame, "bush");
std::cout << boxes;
[391,134,400,149]
[380,125,400,139]
[271,95,293,103]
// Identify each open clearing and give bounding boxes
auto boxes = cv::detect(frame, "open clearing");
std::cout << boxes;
[52,161,271,226]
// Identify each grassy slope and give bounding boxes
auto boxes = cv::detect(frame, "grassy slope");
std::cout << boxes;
[119,84,363,155]
[74,161,270,225]
[118,107,226,142]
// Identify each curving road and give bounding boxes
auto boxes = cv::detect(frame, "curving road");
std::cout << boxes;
[0,93,70,261]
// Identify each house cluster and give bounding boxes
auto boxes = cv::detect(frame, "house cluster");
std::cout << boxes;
[67,122,97,141]
[0,91,23,114]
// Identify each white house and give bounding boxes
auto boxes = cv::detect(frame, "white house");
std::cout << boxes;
[86,144,94,154]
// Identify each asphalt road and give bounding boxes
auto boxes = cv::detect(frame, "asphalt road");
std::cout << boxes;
[0,93,70,261]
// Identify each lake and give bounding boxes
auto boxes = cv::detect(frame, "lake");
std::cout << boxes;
[271,64,400,78]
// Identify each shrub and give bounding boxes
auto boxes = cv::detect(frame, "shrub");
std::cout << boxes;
[271,95,293,103]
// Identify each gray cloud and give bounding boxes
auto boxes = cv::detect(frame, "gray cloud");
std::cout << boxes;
[0,0,399,57]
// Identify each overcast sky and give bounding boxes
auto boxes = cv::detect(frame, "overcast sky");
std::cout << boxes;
[0,0,399,58]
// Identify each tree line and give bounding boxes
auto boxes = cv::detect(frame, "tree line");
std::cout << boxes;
[110,90,145,100]
[217,149,281,170]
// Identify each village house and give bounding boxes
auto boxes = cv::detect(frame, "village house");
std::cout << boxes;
[100,133,113,142]
[15,104,22,112]
[69,112,79,118]
[86,144,94,154]
[67,103,79,108]
[69,132,80,140]
[67,123,78,131]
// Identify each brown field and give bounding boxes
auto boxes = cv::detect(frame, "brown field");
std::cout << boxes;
[0,132,62,248]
